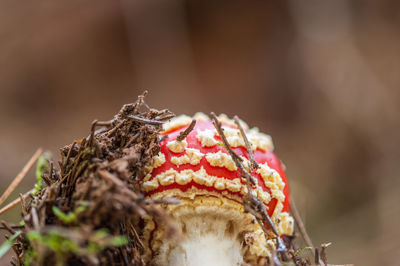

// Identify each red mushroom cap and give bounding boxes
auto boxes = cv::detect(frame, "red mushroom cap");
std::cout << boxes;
[141,114,294,264]
[142,113,291,228]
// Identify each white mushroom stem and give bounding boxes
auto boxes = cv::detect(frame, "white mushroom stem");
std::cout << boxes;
[148,197,271,266]
[167,216,244,266]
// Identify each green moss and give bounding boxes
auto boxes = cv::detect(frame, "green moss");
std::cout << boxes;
[26,228,128,265]
[33,152,52,195]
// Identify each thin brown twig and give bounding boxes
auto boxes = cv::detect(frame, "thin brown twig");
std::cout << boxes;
[320,242,331,265]
[234,115,259,170]
[130,223,144,249]
[107,119,126,137]
[176,119,196,141]
[63,141,76,169]
[210,113,255,185]
[31,207,39,231]
[19,193,27,217]
[210,112,286,252]
[128,115,164,125]
[0,148,42,206]
[1,220,16,235]
[125,133,140,148]
[48,161,53,180]
[0,189,35,216]
[315,247,319,265]
[156,113,175,121]
[0,225,24,230]
[41,173,51,187]
[290,199,314,250]
[133,90,148,114]
[92,120,113,131]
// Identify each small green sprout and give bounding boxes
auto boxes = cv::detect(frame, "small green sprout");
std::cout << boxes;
[87,229,128,254]
[52,202,88,225]
[34,152,52,195]
[27,229,80,266]
[0,231,21,258]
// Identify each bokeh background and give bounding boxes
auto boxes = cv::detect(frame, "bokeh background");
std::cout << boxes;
[1,0,399,265]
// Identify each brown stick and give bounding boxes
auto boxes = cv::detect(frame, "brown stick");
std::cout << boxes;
[63,141,76,169]
[210,112,286,252]
[0,189,35,215]
[19,193,27,217]
[210,113,255,185]
[107,119,126,137]
[290,199,314,249]
[133,90,148,114]
[320,242,331,265]
[176,119,196,141]
[0,220,16,234]
[0,148,42,206]
[0,225,24,230]
[233,115,259,170]
[128,115,164,125]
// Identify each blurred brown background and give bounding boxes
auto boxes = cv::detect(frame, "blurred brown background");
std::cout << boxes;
[1,0,399,265]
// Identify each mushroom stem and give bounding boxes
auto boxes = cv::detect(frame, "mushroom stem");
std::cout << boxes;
[166,215,244,266]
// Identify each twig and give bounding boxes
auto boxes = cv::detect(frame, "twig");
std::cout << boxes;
[31,207,39,231]
[63,141,76,169]
[320,242,331,265]
[233,115,259,170]
[107,119,126,137]
[49,161,53,180]
[210,112,255,185]
[125,133,140,148]
[0,225,24,230]
[0,220,16,235]
[159,134,168,143]
[128,115,163,125]
[315,247,319,265]
[0,189,35,216]
[176,119,196,141]
[0,148,42,206]
[210,112,286,252]
[130,223,144,249]
[19,193,27,217]
[290,199,314,249]
[155,112,175,121]
[91,120,113,131]
[70,138,86,180]
[133,91,148,114]
[41,174,51,187]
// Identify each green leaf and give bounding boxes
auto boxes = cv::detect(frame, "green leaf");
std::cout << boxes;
[52,206,75,224]
[52,202,88,225]
[26,231,42,242]
[74,202,88,216]
[109,235,128,246]
[0,231,21,258]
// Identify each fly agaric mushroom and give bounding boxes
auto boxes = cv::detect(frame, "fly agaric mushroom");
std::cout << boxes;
[141,113,294,265]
